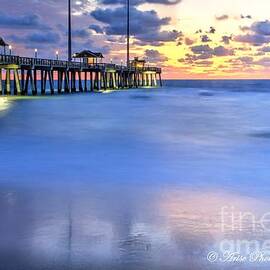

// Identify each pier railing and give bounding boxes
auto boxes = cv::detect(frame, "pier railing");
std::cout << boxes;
[0,54,161,73]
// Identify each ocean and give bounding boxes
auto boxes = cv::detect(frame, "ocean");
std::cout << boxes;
[0,80,270,269]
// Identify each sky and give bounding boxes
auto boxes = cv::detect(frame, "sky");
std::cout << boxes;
[1,0,270,79]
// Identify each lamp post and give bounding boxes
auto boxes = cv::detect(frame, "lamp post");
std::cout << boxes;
[72,53,76,62]
[56,50,59,60]
[121,59,123,67]
[127,0,130,67]
[110,58,113,64]
[9,45,12,55]
[34,48,38,58]
[68,0,72,61]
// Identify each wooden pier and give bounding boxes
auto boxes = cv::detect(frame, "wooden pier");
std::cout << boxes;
[0,54,162,96]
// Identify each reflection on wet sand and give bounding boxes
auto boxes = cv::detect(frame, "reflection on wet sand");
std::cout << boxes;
[0,97,11,114]
[1,186,269,270]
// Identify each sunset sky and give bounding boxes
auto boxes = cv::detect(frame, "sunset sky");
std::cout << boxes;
[1,0,270,79]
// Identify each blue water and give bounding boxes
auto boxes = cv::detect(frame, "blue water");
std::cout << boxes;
[1,80,270,269]
[165,79,270,92]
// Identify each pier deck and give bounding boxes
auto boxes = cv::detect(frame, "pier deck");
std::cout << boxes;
[0,54,162,96]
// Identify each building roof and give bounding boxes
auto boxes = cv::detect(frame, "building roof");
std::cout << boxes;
[74,50,104,58]
[131,57,146,63]
[94,52,104,58]
[0,37,8,47]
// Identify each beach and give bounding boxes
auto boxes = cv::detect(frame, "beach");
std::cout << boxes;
[1,80,270,269]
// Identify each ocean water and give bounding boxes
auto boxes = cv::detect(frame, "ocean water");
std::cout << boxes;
[1,80,270,269]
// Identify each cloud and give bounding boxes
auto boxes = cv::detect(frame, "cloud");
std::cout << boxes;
[213,46,234,56]
[133,40,163,46]
[234,34,270,45]
[221,35,232,44]
[254,57,270,66]
[191,44,213,54]
[72,40,111,55]
[91,7,169,35]
[241,14,252,19]
[107,36,126,43]
[0,12,50,30]
[239,26,250,32]
[258,46,270,53]
[237,56,254,65]
[8,32,60,47]
[179,52,211,64]
[185,37,195,46]
[235,20,270,46]
[72,29,91,38]
[201,35,212,42]
[215,15,229,21]
[228,55,270,68]
[179,43,235,66]
[98,0,182,6]
[91,6,181,45]
[189,44,234,60]
[29,32,60,43]
[89,24,104,34]
[251,20,270,36]
[145,49,168,63]
[136,30,183,45]
[196,60,213,66]
[235,46,252,51]
[208,26,216,34]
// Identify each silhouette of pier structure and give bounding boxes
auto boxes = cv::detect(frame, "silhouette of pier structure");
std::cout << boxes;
[0,53,162,96]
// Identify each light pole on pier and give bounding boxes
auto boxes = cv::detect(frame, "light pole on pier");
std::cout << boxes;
[127,0,130,67]
[34,48,38,58]
[9,45,12,55]
[68,0,72,62]
[56,50,59,60]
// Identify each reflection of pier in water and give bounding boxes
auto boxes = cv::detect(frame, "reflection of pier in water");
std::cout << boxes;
[0,54,162,96]
[1,187,269,269]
